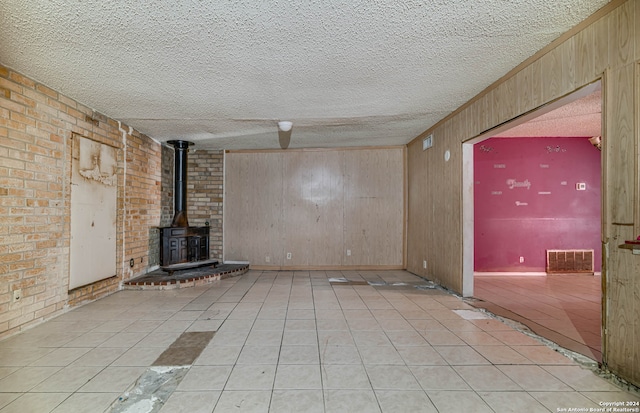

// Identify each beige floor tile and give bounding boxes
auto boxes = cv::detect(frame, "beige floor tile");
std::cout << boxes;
[0,366,61,392]
[70,347,128,367]
[410,366,471,391]
[453,365,521,391]
[225,365,276,390]
[375,390,437,413]
[581,391,640,404]
[385,330,429,346]
[365,365,421,390]
[489,330,543,346]
[123,320,164,333]
[28,347,91,367]
[317,330,355,347]
[245,330,284,346]
[316,319,349,331]
[213,390,271,413]
[511,345,575,365]
[50,392,119,413]
[377,318,414,331]
[154,319,194,333]
[98,331,147,348]
[270,390,324,413]
[346,318,380,331]
[319,345,362,365]
[0,393,20,410]
[159,391,220,413]
[279,345,320,364]
[251,319,285,331]
[77,366,145,393]
[282,330,318,346]
[285,319,316,331]
[324,389,381,413]
[397,346,448,366]
[0,392,69,413]
[210,331,249,346]
[427,390,493,413]
[358,346,404,365]
[63,332,116,348]
[479,391,550,413]
[31,365,103,392]
[286,309,316,319]
[0,367,19,381]
[111,346,166,367]
[473,344,534,364]
[321,364,371,390]
[421,330,466,346]
[195,345,242,365]
[274,364,322,390]
[352,331,392,347]
[454,331,503,346]
[433,345,491,365]
[498,365,574,391]
[529,391,602,411]
[315,310,345,320]
[237,346,280,365]
[134,332,181,348]
[177,365,232,391]
[543,365,621,392]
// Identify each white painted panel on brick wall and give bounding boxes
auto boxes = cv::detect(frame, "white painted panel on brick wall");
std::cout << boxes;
[70,135,117,290]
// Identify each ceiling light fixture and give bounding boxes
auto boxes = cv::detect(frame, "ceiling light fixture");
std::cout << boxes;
[278,121,293,132]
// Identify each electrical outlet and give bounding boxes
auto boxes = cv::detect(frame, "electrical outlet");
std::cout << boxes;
[265,256,270,263]
[286,252,292,260]
[346,249,351,256]
[423,260,427,269]
[519,256,525,263]
[12,289,22,303]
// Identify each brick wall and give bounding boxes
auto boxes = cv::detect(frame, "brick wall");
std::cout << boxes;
[188,150,224,260]
[0,65,162,337]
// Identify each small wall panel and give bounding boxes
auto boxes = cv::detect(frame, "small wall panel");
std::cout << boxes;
[605,65,635,226]
[224,152,284,266]
[344,149,404,266]
[282,151,345,266]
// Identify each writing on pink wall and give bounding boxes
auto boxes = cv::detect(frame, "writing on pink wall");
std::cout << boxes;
[474,137,601,273]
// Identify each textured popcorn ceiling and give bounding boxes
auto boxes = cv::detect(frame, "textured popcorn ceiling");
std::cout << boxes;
[0,1,608,150]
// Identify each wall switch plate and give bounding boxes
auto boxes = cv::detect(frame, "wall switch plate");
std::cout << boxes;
[286,252,292,260]
[346,249,351,256]
[519,256,525,263]
[12,289,21,303]
[265,256,270,263]
[423,260,427,269]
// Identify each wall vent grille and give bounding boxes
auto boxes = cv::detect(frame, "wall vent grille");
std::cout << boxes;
[546,249,594,274]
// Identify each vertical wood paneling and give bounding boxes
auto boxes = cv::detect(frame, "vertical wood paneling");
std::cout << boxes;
[634,1,640,62]
[407,139,427,276]
[610,2,633,67]
[515,65,533,115]
[344,149,404,266]
[282,151,344,266]
[530,59,543,109]
[575,27,595,85]
[541,47,563,103]
[224,152,284,265]
[593,16,610,76]
[560,37,576,92]
[606,65,635,224]
[225,148,403,269]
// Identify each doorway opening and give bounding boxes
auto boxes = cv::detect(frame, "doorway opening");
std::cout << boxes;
[462,81,603,361]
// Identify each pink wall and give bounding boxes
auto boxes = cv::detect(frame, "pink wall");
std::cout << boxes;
[474,137,601,273]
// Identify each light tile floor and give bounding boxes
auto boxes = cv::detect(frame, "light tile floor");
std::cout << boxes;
[0,270,637,413]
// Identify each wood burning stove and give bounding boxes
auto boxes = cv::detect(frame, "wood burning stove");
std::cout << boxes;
[159,140,213,270]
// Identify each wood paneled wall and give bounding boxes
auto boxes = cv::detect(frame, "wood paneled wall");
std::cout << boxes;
[225,147,405,269]
[406,0,640,385]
